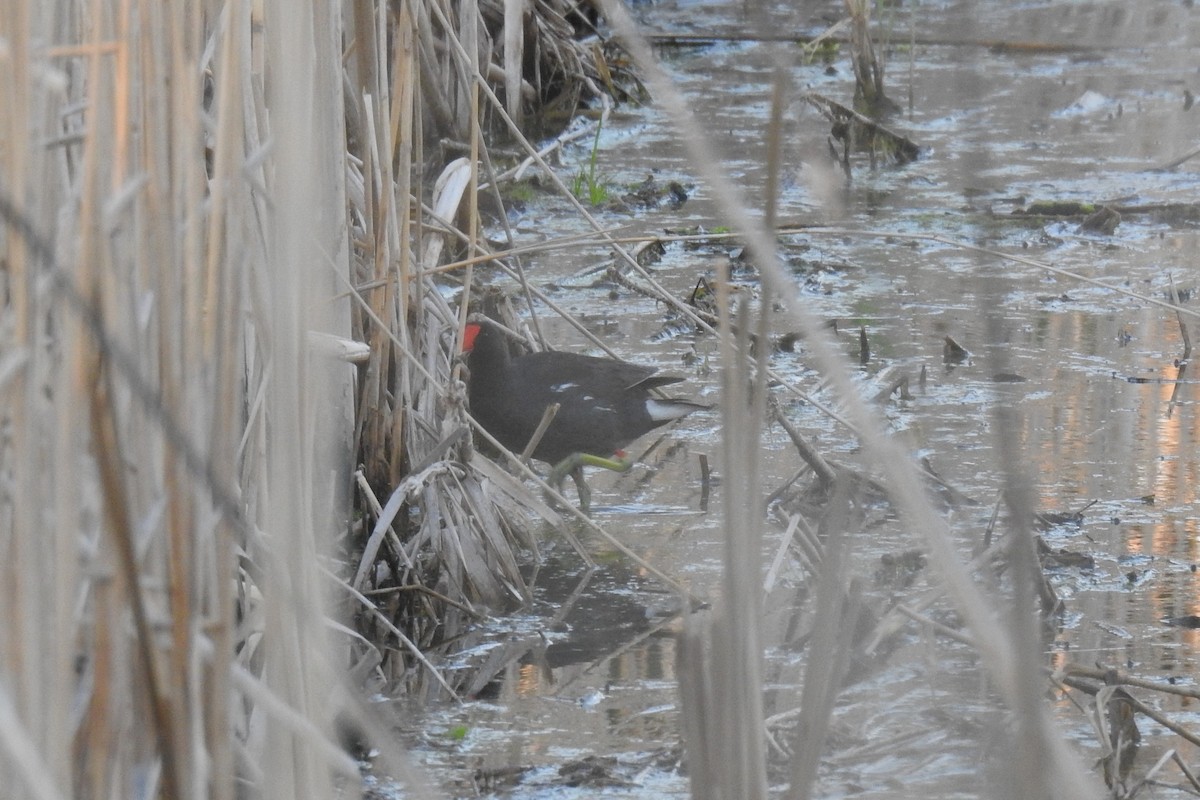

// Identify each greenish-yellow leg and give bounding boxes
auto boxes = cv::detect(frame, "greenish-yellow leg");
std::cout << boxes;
[547,452,633,511]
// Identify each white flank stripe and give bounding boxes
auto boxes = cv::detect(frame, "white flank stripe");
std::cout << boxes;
[646,399,698,421]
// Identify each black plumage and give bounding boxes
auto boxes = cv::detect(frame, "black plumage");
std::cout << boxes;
[463,320,704,465]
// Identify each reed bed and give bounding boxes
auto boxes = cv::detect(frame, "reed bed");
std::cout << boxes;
[0,0,608,797]
[0,0,1163,798]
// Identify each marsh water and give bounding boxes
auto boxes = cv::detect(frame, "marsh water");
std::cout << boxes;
[378,2,1200,797]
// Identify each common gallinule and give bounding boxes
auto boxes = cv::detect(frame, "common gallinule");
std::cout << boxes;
[463,319,706,508]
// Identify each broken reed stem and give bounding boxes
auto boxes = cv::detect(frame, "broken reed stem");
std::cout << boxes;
[353,469,412,570]
[641,30,1101,54]
[768,397,836,486]
[1057,663,1200,701]
[1056,674,1200,749]
[893,604,976,647]
[1171,276,1192,360]
[520,402,561,462]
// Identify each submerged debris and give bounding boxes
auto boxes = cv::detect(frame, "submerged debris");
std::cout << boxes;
[943,335,970,364]
[1099,687,1143,792]
[1035,499,1097,530]
[1079,205,1121,235]
[804,92,921,176]
[621,173,690,210]
[1037,538,1096,571]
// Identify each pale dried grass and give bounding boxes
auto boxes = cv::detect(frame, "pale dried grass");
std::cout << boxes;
[0,0,604,796]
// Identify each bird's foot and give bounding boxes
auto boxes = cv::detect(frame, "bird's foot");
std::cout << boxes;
[545,452,633,512]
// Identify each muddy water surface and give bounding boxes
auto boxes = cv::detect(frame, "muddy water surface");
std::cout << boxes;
[381,2,1200,797]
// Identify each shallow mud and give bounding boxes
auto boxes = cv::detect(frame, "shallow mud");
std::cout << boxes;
[382,2,1200,797]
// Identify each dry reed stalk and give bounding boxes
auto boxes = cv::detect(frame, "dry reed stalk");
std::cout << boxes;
[674,279,775,800]
[252,0,355,795]
[710,282,773,798]
[502,0,525,128]
[1,2,72,798]
[786,489,860,800]
[0,0,443,797]
[842,0,892,117]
